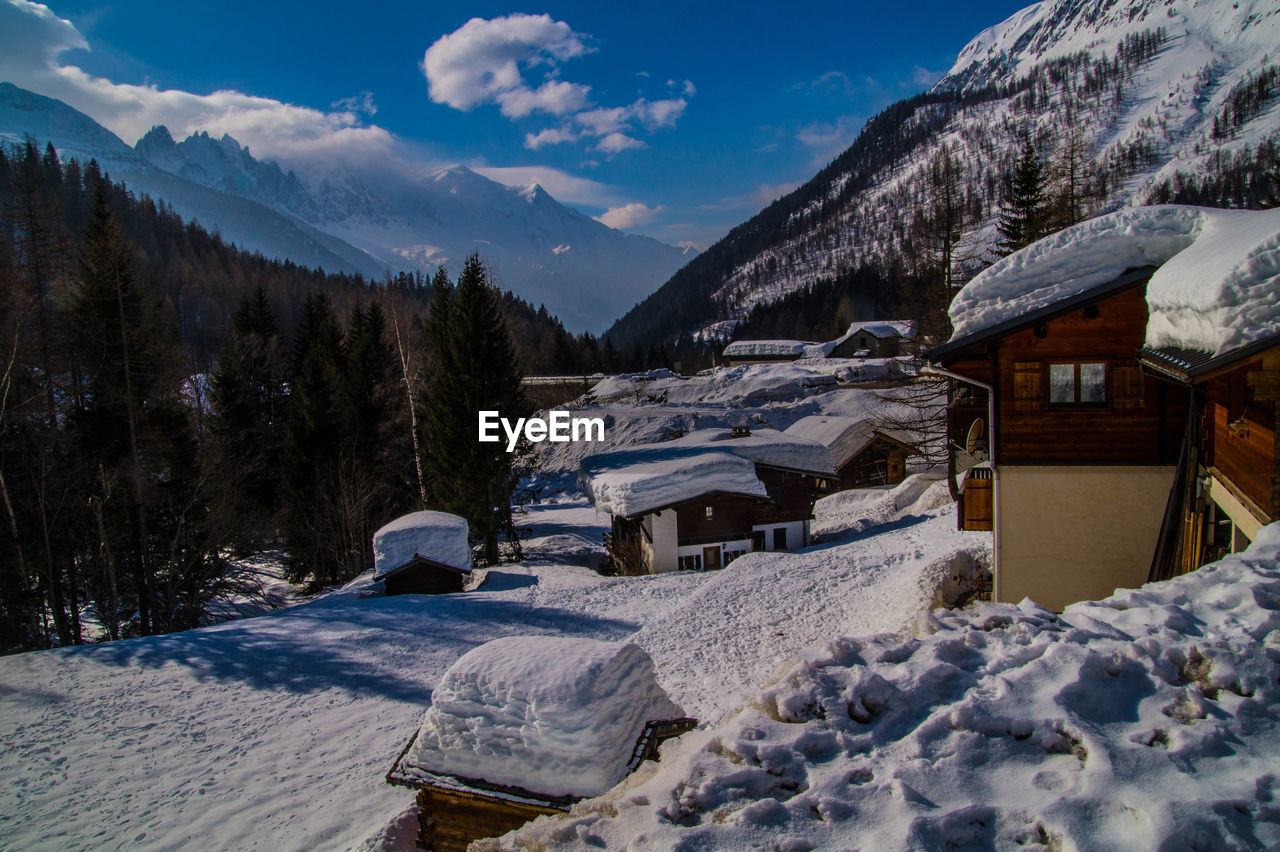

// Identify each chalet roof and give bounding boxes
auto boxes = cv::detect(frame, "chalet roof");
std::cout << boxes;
[722,339,810,358]
[784,416,919,469]
[927,266,1155,363]
[845,321,918,341]
[393,637,684,800]
[372,511,471,579]
[581,447,768,518]
[580,428,833,518]
[1140,332,1280,383]
[943,205,1280,360]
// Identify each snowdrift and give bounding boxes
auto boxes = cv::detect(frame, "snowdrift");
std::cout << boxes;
[498,523,1280,850]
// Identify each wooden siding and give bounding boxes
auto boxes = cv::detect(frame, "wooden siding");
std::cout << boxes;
[1202,352,1279,522]
[754,466,824,524]
[415,786,563,852]
[941,287,1188,465]
[675,495,755,546]
[959,469,993,531]
[383,561,466,595]
[838,439,909,489]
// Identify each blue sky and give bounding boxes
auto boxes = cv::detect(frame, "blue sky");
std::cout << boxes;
[0,0,1031,247]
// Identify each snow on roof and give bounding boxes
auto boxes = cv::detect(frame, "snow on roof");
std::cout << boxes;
[947,205,1280,357]
[665,427,836,475]
[580,447,767,518]
[722,339,810,358]
[399,636,683,799]
[579,428,833,517]
[847,321,917,340]
[785,416,916,468]
[371,511,470,579]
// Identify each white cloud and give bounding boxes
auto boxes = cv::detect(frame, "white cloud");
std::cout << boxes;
[595,202,661,229]
[910,65,943,88]
[421,14,593,115]
[596,132,646,154]
[421,13,692,155]
[470,164,621,207]
[523,126,581,150]
[331,91,377,116]
[796,114,863,165]
[0,0,393,162]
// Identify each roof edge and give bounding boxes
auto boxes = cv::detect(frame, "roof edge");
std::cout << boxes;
[927,266,1157,364]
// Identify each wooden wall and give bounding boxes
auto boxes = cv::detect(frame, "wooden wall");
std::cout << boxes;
[754,467,824,524]
[838,440,908,489]
[1203,355,1278,520]
[675,495,755,546]
[384,562,466,595]
[416,786,562,852]
[942,286,1189,465]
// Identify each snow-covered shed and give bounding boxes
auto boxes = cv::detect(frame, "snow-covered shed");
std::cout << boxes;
[387,636,693,850]
[785,415,920,489]
[581,427,836,574]
[371,511,471,595]
[927,204,1280,611]
[721,338,811,365]
[827,320,919,358]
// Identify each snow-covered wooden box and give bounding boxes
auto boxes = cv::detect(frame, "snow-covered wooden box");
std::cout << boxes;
[386,636,695,851]
[372,511,471,596]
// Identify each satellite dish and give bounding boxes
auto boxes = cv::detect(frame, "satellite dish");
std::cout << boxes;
[965,419,985,455]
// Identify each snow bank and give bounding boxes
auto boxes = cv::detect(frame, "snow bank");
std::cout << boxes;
[499,524,1280,851]
[398,637,683,799]
[948,205,1280,356]
[371,511,470,578]
[580,447,766,518]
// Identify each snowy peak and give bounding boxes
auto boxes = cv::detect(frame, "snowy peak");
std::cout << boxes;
[942,0,1280,91]
[135,125,316,218]
[0,81,139,170]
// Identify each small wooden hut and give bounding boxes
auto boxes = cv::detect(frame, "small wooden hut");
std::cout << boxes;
[387,637,694,851]
[372,511,472,595]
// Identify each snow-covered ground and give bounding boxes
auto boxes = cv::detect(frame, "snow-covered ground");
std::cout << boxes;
[0,459,985,851]
[500,524,1280,852]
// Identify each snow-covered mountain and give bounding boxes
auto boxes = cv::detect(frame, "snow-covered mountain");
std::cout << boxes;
[128,122,691,332]
[0,82,692,332]
[608,0,1280,347]
[0,82,386,280]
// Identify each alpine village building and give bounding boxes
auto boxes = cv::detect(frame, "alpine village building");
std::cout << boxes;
[928,205,1280,612]
[580,427,837,575]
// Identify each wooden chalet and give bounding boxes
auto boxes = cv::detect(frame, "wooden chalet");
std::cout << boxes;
[387,637,694,851]
[785,415,921,489]
[928,266,1192,610]
[1142,334,1280,578]
[583,428,836,575]
[372,511,472,596]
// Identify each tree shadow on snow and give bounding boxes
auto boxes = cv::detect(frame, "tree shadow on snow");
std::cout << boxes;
[77,596,637,702]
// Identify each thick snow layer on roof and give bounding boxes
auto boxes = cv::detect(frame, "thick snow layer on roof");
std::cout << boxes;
[948,205,1280,356]
[580,447,766,518]
[503,522,1280,851]
[399,637,682,799]
[580,428,833,517]
[665,427,835,475]
[722,339,810,358]
[785,417,917,469]
[371,511,470,578]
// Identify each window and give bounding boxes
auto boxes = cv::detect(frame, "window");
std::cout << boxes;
[752,530,766,551]
[1049,362,1106,405]
[704,505,714,520]
[678,554,702,571]
[773,527,788,550]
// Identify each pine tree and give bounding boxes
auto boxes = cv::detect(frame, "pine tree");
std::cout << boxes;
[996,139,1049,256]
[422,255,527,565]
[208,285,287,549]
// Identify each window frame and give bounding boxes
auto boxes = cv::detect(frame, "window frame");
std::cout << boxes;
[1047,360,1108,407]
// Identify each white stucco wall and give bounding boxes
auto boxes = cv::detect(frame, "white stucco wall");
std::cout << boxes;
[641,509,679,573]
[751,520,809,551]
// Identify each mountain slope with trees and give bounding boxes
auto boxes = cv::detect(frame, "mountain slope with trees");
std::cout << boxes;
[605,0,1280,351]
